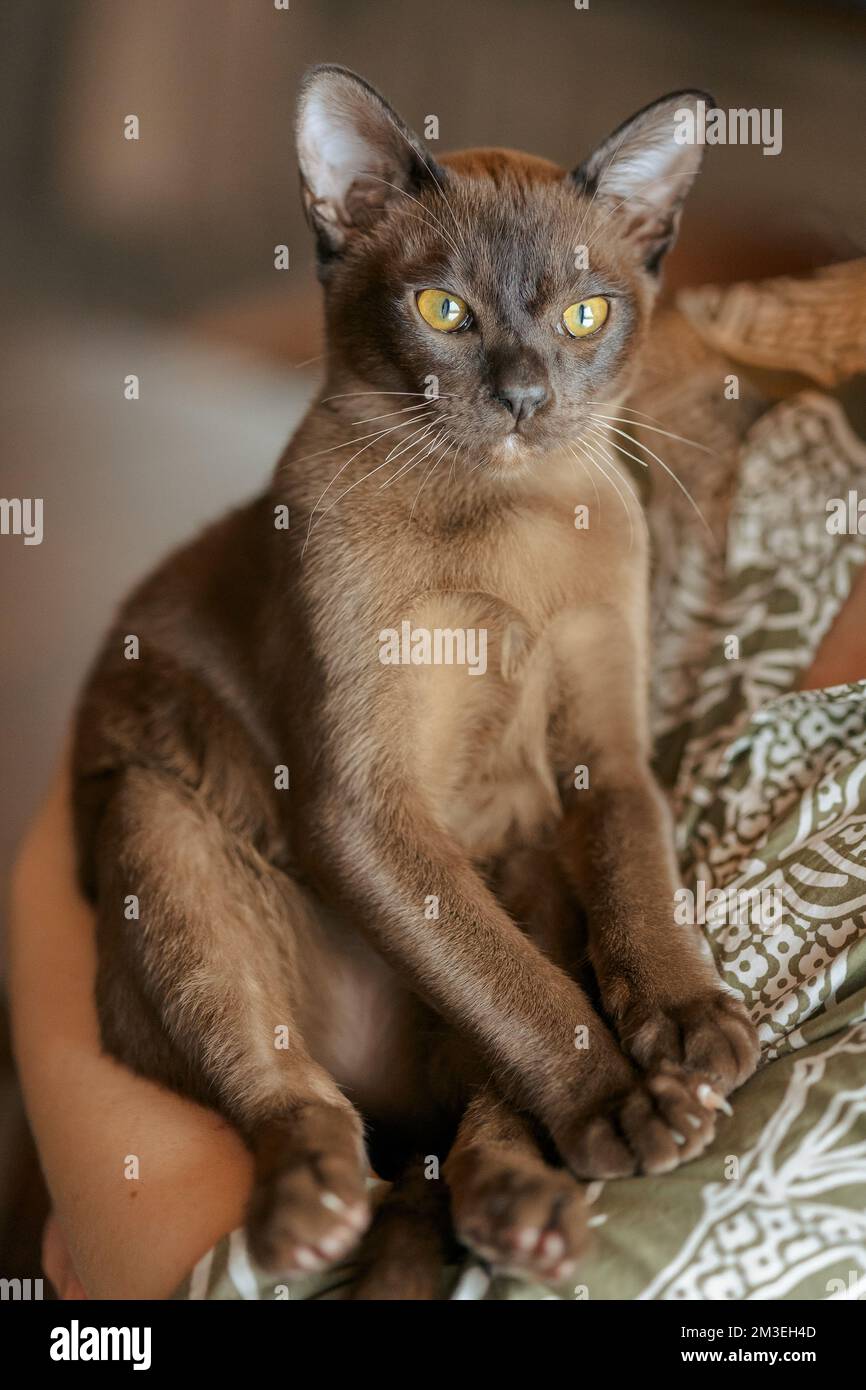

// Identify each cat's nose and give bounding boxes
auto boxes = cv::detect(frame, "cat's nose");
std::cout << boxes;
[496,383,548,425]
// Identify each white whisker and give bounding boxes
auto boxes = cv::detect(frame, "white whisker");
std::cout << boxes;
[294,413,419,470]
[301,413,432,554]
[381,421,453,488]
[567,442,601,514]
[290,351,328,369]
[352,401,435,425]
[467,449,492,474]
[584,431,642,510]
[448,439,464,486]
[383,428,445,488]
[351,171,463,257]
[590,411,716,456]
[379,119,470,250]
[591,421,713,537]
[574,438,634,551]
[382,418,440,467]
[572,123,635,257]
[590,400,672,427]
[588,424,646,467]
[320,390,458,403]
[305,427,443,545]
[410,435,453,521]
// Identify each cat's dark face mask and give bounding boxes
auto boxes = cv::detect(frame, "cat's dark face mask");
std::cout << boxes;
[297,66,709,478]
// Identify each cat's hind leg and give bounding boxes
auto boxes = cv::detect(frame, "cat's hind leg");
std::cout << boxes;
[87,763,372,1278]
[441,845,588,1285]
[348,1158,454,1300]
[444,1087,587,1285]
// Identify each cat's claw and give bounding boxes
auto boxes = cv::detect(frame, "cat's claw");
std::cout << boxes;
[554,1069,720,1179]
[697,1082,734,1116]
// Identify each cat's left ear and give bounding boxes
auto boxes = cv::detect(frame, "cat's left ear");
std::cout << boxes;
[572,91,711,273]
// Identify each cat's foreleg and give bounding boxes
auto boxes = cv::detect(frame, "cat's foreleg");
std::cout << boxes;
[555,604,759,1117]
[316,788,707,1179]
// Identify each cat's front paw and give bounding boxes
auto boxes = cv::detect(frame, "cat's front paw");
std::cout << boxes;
[622,990,760,1096]
[553,1069,719,1179]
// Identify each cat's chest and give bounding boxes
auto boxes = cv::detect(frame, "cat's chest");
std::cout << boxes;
[484,504,609,622]
[455,468,645,629]
[404,484,648,859]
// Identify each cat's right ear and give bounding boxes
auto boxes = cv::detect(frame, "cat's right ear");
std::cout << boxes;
[296,65,437,263]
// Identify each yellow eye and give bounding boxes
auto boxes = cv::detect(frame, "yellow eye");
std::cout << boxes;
[416,288,470,332]
[562,296,609,338]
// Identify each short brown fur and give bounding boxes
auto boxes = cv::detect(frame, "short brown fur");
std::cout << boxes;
[72,67,758,1292]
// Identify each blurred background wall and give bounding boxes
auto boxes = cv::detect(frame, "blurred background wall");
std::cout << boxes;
[2,0,866,334]
[0,0,864,1282]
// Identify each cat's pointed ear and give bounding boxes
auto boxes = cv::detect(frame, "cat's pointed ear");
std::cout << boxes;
[296,65,437,260]
[572,91,711,273]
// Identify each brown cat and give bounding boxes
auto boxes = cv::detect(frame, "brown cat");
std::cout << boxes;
[72,66,758,1295]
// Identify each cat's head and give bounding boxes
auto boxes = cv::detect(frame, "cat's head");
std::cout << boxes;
[297,65,709,476]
